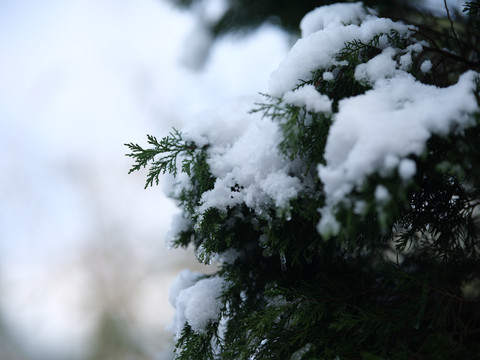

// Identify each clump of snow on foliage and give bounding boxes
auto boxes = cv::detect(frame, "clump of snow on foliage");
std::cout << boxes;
[421,59,432,73]
[168,270,203,309]
[283,85,332,113]
[182,98,253,148]
[375,185,390,203]
[354,47,400,82]
[182,97,302,214]
[300,2,368,37]
[169,270,224,335]
[355,44,424,83]
[399,43,424,71]
[398,158,416,180]
[323,71,334,81]
[269,8,411,97]
[319,71,478,207]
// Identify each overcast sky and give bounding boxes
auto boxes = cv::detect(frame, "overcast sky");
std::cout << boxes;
[0,0,288,358]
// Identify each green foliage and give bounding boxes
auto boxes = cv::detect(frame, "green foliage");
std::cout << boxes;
[125,128,201,187]
[127,1,480,359]
[252,94,332,167]
[175,323,219,360]
[464,1,480,27]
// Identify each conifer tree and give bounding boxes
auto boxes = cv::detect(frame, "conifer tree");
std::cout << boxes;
[127,1,480,359]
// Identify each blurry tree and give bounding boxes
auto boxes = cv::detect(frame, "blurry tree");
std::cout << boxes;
[81,240,159,360]
[167,0,475,40]
[172,0,480,72]
[0,318,27,360]
[86,310,150,360]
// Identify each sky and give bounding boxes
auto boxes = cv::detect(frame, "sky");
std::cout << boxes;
[0,0,289,358]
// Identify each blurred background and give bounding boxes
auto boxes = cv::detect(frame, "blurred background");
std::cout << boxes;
[0,0,289,358]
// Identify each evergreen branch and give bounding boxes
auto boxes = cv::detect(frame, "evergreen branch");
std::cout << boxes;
[421,44,480,72]
[124,128,197,188]
[464,1,480,28]
[464,1,480,14]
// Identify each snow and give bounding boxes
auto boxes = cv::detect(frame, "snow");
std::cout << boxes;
[182,97,254,148]
[399,44,424,70]
[283,85,332,113]
[317,207,341,237]
[398,158,417,180]
[269,15,412,97]
[355,44,425,83]
[300,2,368,37]
[168,270,203,309]
[181,97,302,214]
[421,59,433,73]
[354,47,400,82]
[375,185,390,203]
[169,270,224,334]
[319,71,478,208]
[399,53,413,70]
[323,71,334,81]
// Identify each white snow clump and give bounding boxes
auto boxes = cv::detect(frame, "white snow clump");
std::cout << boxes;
[374,185,390,203]
[283,85,332,113]
[421,59,433,73]
[169,270,224,335]
[269,5,409,97]
[300,2,368,37]
[319,70,478,206]
[182,97,302,214]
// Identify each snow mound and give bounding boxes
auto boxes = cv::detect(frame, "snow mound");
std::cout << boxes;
[169,270,224,334]
[283,85,332,113]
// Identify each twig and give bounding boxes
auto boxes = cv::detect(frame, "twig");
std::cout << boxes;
[444,0,465,57]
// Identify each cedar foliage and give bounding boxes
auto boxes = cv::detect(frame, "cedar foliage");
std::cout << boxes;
[126,1,480,359]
